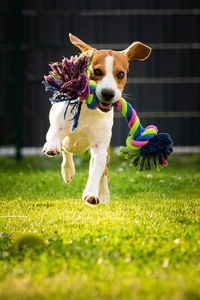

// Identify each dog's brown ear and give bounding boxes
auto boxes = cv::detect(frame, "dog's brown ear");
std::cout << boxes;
[121,42,151,61]
[69,33,96,53]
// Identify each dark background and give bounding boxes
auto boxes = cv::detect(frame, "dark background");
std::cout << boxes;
[1,0,200,153]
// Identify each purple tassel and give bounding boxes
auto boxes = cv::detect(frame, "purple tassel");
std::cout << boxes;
[78,74,89,99]
[73,56,89,79]
[49,64,64,80]
[44,75,61,90]
[62,58,73,82]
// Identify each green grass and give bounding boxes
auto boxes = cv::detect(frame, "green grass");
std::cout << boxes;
[0,152,200,300]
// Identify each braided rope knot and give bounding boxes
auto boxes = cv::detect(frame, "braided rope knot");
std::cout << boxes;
[115,98,158,150]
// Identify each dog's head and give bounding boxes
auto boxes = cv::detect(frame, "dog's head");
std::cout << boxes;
[69,34,151,112]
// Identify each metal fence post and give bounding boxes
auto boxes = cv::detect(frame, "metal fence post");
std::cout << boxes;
[13,0,23,160]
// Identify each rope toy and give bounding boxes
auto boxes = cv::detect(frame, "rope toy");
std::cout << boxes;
[42,51,95,131]
[43,52,173,171]
[113,98,173,171]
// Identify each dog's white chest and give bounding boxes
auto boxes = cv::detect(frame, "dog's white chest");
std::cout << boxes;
[62,104,114,154]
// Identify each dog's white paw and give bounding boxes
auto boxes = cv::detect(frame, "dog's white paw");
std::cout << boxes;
[61,162,75,184]
[43,141,61,157]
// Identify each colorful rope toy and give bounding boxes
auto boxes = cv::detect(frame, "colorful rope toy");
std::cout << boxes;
[43,52,173,171]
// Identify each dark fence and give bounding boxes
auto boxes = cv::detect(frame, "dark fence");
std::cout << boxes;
[1,0,200,156]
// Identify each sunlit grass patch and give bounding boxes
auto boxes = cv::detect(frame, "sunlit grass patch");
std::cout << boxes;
[0,153,200,299]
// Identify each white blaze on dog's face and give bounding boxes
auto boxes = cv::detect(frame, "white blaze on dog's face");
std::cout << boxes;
[69,33,151,112]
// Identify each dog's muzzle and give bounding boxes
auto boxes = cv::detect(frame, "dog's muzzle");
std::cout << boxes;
[98,88,115,112]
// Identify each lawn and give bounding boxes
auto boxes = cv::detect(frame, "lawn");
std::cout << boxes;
[0,152,200,300]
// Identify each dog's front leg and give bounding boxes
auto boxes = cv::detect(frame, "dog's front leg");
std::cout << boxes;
[43,103,70,157]
[43,125,62,157]
[83,147,107,205]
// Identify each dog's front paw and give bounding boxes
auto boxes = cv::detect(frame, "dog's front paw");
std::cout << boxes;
[83,195,100,206]
[43,141,61,157]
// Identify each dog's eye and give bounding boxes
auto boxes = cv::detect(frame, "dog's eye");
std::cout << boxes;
[117,71,125,79]
[94,68,103,76]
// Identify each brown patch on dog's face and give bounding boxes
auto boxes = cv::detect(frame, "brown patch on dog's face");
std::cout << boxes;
[90,50,129,92]
[90,51,107,82]
[112,51,129,91]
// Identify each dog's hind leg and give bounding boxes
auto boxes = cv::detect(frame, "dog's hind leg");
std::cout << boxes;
[61,150,75,184]
[98,148,110,203]
[98,172,110,204]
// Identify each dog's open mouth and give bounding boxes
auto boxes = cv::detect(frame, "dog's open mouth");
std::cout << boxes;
[98,102,112,112]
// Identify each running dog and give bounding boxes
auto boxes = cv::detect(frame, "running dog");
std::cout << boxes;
[43,34,151,205]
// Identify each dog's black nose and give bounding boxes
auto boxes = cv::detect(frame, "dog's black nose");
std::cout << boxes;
[101,88,115,102]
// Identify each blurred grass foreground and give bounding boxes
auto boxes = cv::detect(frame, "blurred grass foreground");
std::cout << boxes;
[0,153,200,300]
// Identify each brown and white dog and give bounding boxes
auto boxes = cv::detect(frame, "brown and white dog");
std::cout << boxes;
[43,34,151,205]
